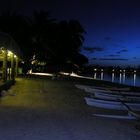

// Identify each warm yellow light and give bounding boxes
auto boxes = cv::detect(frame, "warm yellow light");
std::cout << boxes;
[14,55,17,58]
[8,50,13,56]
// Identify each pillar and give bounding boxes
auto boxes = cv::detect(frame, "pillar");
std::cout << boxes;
[15,56,18,77]
[2,48,8,82]
[11,52,15,80]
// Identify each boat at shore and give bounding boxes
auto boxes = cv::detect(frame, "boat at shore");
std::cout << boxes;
[75,84,130,92]
[93,91,140,101]
[75,84,140,96]
[84,87,138,96]
[84,97,140,111]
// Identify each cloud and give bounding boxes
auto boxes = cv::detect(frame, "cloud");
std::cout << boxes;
[99,58,128,61]
[105,54,120,57]
[104,37,112,41]
[111,43,125,48]
[136,46,140,48]
[133,57,137,59]
[83,46,104,53]
[112,44,121,47]
[133,57,140,60]
[91,57,98,60]
[117,49,128,54]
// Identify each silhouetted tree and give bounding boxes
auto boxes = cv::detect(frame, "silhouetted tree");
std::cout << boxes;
[0,10,88,73]
[30,12,87,70]
[0,10,33,60]
[48,20,86,66]
[30,10,56,61]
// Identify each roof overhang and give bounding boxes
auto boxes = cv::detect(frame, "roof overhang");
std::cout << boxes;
[0,32,22,57]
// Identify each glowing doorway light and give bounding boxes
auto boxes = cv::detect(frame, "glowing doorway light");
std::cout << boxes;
[7,50,13,56]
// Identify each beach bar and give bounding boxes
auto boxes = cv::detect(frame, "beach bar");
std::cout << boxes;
[0,32,22,82]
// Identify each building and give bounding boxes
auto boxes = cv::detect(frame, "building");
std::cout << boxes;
[0,32,22,82]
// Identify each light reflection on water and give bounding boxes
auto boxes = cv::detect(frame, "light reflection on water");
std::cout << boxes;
[101,72,103,80]
[93,72,140,87]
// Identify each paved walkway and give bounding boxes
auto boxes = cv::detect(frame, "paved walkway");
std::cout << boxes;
[0,75,140,140]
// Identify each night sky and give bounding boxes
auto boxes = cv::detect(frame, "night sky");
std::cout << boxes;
[1,0,140,67]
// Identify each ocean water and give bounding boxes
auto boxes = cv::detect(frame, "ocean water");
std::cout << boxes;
[91,72,140,87]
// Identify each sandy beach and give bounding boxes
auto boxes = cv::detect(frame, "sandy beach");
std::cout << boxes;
[0,75,140,140]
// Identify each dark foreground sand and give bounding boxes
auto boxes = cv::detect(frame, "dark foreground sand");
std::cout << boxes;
[0,75,140,140]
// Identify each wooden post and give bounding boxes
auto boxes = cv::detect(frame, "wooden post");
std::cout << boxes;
[11,52,15,80]
[15,56,18,77]
[2,48,8,82]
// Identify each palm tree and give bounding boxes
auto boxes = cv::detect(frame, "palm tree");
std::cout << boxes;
[30,10,56,61]
[0,10,33,60]
[49,20,86,66]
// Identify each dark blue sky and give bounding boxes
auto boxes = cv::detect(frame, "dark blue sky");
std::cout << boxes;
[1,0,140,67]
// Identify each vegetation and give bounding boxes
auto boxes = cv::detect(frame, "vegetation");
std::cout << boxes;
[0,10,88,73]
